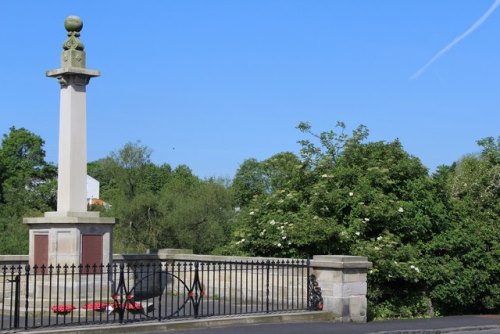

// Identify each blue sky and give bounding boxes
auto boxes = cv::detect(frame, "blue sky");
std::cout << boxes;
[1,1,499,178]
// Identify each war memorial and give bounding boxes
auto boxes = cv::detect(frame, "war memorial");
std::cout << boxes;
[0,16,371,332]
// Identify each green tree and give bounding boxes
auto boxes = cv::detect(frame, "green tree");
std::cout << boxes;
[88,142,168,253]
[231,152,307,207]
[231,158,267,207]
[0,127,56,254]
[159,176,234,254]
[226,122,498,319]
[90,143,234,254]
[108,141,153,199]
[423,137,499,315]
[0,127,57,213]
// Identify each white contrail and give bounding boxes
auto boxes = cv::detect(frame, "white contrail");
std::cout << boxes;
[410,0,500,80]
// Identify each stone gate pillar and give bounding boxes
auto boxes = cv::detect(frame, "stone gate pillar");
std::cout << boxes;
[312,255,372,322]
[24,16,115,268]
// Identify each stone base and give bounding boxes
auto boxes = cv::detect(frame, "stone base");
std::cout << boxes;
[24,212,115,267]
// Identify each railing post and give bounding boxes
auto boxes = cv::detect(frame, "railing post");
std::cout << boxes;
[158,263,162,321]
[12,273,20,329]
[265,260,270,313]
[193,262,199,318]
[24,264,30,329]
[117,263,125,323]
[187,261,204,319]
[306,258,311,310]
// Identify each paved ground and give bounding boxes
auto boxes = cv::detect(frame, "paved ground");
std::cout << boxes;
[149,315,500,334]
[16,314,500,334]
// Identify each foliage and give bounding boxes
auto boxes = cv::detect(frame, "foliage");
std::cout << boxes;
[0,125,497,319]
[0,127,56,254]
[88,143,234,254]
[423,137,500,315]
[157,175,234,254]
[228,124,499,319]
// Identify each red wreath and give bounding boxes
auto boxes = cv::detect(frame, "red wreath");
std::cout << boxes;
[81,302,109,311]
[51,304,76,314]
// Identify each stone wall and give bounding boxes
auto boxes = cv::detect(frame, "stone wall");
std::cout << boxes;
[115,251,310,310]
[0,251,371,322]
[114,250,372,322]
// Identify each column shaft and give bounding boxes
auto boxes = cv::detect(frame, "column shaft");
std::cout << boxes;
[57,75,88,212]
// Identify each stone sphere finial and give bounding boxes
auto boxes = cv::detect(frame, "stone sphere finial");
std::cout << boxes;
[64,16,83,33]
[61,15,85,67]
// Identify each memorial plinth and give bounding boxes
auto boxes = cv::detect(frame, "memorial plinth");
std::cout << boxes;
[24,16,115,267]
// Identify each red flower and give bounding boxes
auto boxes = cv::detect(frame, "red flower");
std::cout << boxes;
[126,302,142,310]
[81,302,109,311]
[127,294,134,300]
[51,304,76,314]
[113,294,118,300]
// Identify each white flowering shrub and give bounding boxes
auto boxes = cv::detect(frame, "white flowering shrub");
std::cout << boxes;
[223,124,499,319]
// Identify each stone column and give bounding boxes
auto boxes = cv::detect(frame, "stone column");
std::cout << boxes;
[311,255,372,323]
[24,16,114,267]
[50,70,98,213]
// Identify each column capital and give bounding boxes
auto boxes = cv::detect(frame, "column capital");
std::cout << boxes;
[47,67,100,88]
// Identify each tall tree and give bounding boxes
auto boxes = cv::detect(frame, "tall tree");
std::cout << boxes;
[109,141,153,199]
[0,127,56,254]
[423,137,499,315]
[0,127,56,214]
[226,122,498,318]
[89,143,234,254]
[231,158,267,207]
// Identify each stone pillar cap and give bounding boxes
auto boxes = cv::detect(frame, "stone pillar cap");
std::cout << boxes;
[313,255,369,262]
[312,255,372,269]
[46,67,100,78]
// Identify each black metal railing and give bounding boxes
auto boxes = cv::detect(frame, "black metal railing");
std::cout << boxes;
[0,259,319,331]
